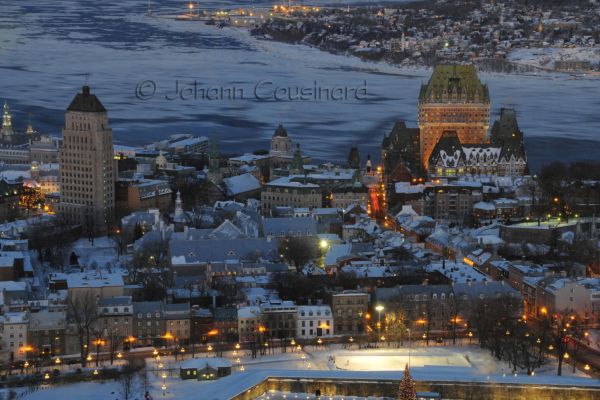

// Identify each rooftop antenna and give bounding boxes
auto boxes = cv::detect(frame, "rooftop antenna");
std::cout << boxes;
[84,75,89,85]
[148,0,151,15]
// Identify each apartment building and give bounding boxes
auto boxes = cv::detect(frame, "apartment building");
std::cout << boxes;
[330,290,369,335]
[98,296,133,351]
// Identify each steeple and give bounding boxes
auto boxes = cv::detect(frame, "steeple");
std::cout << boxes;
[2,100,13,136]
[209,133,220,173]
[174,191,183,218]
[288,143,304,175]
[206,133,223,184]
[366,154,372,173]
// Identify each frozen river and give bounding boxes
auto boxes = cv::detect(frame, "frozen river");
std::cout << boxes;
[1,0,599,171]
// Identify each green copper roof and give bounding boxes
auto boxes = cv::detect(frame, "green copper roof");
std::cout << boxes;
[289,143,304,173]
[209,133,220,173]
[418,65,490,103]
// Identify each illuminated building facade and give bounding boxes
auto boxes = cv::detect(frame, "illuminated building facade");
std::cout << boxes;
[418,65,491,171]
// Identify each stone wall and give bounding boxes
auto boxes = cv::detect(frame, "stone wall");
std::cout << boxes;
[227,376,600,400]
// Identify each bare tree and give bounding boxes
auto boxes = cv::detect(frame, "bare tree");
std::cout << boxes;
[107,328,127,365]
[280,241,314,273]
[117,364,141,400]
[110,229,131,260]
[445,296,462,345]
[66,291,98,368]
[91,326,104,367]
[541,307,574,376]
[422,300,438,346]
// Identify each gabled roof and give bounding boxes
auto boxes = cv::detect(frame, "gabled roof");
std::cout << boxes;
[262,217,317,237]
[170,238,278,265]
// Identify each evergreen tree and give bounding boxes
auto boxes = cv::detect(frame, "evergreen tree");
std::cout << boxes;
[69,252,79,266]
[397,363,416,400]
[133,223,143,241]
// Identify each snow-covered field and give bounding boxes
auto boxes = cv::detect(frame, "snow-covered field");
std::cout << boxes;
[507,46,600,70]
[19,344,594,400]
[71,237,120,268]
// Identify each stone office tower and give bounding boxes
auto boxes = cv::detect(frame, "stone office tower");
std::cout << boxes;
[57,86,115,232]
[418,65,490,171]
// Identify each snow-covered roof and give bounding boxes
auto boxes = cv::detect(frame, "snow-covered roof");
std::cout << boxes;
[474,201,495,211]
[223,173,261,195]
[180,357,231,370]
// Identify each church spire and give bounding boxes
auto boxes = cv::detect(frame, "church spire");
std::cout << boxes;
[174,191,183,218]
[2,100,13,136]
[209,133,220,173]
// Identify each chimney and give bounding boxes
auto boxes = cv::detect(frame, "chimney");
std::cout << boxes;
[82,86,90,96]
[308,299,312,305]
[184,226,188,235]
[212,295,216,308]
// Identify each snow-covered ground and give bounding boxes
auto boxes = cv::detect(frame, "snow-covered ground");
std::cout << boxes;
[21,344,595,400]
[507,46,600,70]
[71,237,120,269]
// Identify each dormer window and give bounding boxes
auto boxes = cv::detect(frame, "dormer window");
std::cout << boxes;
[309,311,313,316]
[103,308,109,313]
[189,252,195,257]
[124,307,129,313]
[146,313,151,318]
[137,313,142,318]
[301,312,305,316]
[280,231,285,237]
[228,251,235,255]
[113,308,119,313]
[297,230,301,236]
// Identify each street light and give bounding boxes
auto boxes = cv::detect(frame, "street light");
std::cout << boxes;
[162,373,166,385]
[45,373,50,379]
[93,370,98,375]
[376,306,384,346]
[153,350,158,356]
[236,343,241,350]
[237,358,241,369]
[117,352,122,358]
[302,354,305,364]
[162,384,166,396]
[407,328,411,369]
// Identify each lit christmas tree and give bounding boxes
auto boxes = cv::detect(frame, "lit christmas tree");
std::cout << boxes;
[397,363,417,400]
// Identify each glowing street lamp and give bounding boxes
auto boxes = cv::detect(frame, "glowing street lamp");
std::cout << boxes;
[237,358,241,369]
[117,352,123,358]
[162,384,166,396]
[376,306,384,345]
[93,370,98,375]
[235,343,241,350]
[45,373,50,379]
[162,373,166,385]
[153,350,159,356]
[297,345,301,351]
[302,354,305,364]
[87,355,92,361]
[317,338,322,344]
